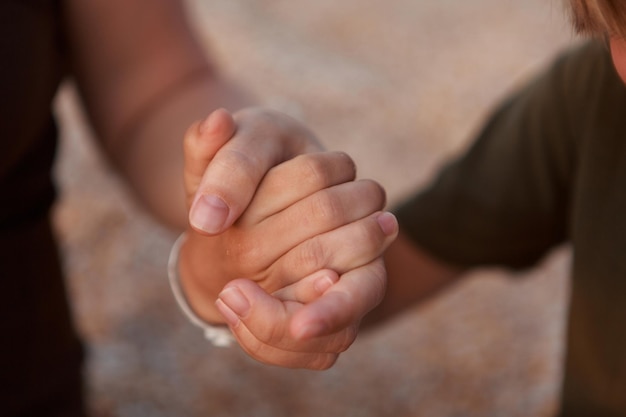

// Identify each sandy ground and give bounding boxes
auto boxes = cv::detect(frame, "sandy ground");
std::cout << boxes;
[53,1,580,416]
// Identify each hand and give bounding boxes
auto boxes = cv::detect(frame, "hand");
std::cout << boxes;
[184,107,324,234]
[180,107,338,317]
[179,108,398,368]
[180,108,392,315]
[215,255,391,369]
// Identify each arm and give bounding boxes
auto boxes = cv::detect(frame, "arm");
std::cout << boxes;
[362,45,592,327]
[177,110,398,368]
[361,231,464,327]
[64,0,251,228]
[65,0,327,233]
[64,0,397,368]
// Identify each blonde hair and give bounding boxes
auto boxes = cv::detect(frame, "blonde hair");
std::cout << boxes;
[567,0,626,38]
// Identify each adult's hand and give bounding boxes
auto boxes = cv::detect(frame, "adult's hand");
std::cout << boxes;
[177,108,398,368]
[185,107,324,234]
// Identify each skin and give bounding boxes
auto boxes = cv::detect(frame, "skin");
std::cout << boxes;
[181,109,398,368]
[609,37,626,83]
[64,0,395,369]
[65,0,626,371]
[202,2,626,368]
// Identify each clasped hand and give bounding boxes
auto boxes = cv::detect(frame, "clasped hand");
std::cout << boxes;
[177,108,398,369]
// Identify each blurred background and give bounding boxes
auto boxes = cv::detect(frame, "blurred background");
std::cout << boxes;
[53,0,580,416]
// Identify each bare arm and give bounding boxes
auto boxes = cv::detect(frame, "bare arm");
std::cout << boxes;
[362,231,465,327]
[64,0,251,228]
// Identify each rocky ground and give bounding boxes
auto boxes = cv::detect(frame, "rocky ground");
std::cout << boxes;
[53,0,579,415]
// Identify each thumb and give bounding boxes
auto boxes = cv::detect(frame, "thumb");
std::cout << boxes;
[183,108,236,209]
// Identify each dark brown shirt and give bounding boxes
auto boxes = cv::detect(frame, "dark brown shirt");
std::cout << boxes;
[0,1,85,415]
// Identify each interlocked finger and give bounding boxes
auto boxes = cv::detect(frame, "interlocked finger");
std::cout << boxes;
[262,211,397,292]
[272,269,339,304]
[246,180,386,273]
[241,151,357,225]
[216,279,358,359]
[289,258,387,340]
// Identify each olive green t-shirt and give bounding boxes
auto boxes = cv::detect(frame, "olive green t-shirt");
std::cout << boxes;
[396,40,626,416]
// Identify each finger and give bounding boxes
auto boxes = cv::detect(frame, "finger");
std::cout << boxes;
[210,180,388,283]
[183,108,236,207]
[190,108,322,235]
[241,151,356,225]
[263,211,398,291]
[252,180,386,265]
[272,269,339,304]
[289,257,387,340]
[215,280,357,358]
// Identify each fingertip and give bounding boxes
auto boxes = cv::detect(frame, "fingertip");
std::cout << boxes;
[200,108,236,136]
[312,269,340,295]
[376,211,399,237]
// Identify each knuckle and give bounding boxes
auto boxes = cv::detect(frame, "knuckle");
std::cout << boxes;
[295,153,332,189]
[214,147,261,189]
[292,237,331,272]
[310,190,345,222]
[221,147,259,174]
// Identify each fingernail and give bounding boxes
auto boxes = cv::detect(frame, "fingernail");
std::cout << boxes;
[218,286,250,319]
[314,274,336,294]
[190,194,229,234]
[199,110,219,134]
[376,212,398,236]
[215,299,239,327]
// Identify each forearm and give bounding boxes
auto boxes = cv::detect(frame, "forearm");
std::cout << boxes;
[106,72,252,229]
[361,231,465,328]
[64,0,253,228]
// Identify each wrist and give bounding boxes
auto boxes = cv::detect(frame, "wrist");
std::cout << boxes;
[177,233,225,324]
[168,233,234,346]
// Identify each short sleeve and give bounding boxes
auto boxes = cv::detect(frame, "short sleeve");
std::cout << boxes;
[395,41,612,269]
